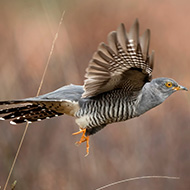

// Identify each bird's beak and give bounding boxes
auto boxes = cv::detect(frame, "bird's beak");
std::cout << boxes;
[172,85,188,91]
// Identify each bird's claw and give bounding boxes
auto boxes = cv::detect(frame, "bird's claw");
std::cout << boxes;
[72,129,90,156]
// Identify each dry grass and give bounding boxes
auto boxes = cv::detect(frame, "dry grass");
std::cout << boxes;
[0,0,190,189]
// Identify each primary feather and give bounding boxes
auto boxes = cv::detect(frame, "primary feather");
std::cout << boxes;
[82,19,153,98]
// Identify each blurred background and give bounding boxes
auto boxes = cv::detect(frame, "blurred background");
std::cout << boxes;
[0,0,190,189]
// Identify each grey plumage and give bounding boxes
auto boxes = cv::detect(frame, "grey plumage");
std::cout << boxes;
[0,85,83,124]
[0,19,187,139]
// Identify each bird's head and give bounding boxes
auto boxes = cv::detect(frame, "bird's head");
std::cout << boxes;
[135,78,187,116]
[151,78,188,98]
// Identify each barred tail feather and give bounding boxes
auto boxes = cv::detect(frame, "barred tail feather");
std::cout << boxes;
[0,100,65,125]
[0,85,82,124]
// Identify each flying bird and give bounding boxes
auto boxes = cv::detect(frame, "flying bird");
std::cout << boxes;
[0,19,187,155]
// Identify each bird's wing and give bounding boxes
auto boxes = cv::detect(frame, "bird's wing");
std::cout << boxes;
[82,19,154,98]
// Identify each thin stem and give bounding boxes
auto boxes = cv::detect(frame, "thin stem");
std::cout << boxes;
[3,10,65,190]
[95,175,180,190]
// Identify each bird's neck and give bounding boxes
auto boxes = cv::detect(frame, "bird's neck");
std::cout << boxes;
[135,83,165,116]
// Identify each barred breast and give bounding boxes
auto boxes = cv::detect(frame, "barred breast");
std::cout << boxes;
[75,88,139,135]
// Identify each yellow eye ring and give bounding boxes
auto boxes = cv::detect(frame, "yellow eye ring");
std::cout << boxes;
[165,82,173,88]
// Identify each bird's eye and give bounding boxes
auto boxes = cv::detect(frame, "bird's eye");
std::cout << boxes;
[165,82,173,88]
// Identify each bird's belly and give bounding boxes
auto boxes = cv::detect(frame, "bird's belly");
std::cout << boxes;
[75,111,132,130]
[75,115,91,129]
[75,97,138,129]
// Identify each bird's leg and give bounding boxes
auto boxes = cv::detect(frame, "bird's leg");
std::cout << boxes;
[72,129,89,156]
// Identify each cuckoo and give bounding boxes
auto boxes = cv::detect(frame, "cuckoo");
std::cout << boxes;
[0,19,187,155]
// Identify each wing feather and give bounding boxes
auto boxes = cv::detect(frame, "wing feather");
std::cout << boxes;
[127,19,139,51]
[149,50,154,69]
[116,23,128,53]
[140,29,150,60]
[107,31,118,54]
[82,19,154,98]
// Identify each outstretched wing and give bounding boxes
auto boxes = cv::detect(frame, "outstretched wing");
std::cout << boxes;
[82,19,154,98]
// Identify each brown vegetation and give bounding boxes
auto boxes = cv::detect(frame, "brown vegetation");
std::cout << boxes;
[0,0,189,189]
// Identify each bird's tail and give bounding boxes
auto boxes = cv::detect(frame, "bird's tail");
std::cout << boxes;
[0,99,66,125]
[0,85,82,125]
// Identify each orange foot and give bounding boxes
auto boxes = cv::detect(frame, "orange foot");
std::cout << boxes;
[72,128,89,156]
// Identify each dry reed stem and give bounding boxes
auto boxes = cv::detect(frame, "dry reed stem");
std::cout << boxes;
[3,10,65,190]
[95,175,180,190]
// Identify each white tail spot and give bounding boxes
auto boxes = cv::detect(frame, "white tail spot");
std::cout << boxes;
[10,121,17,125]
